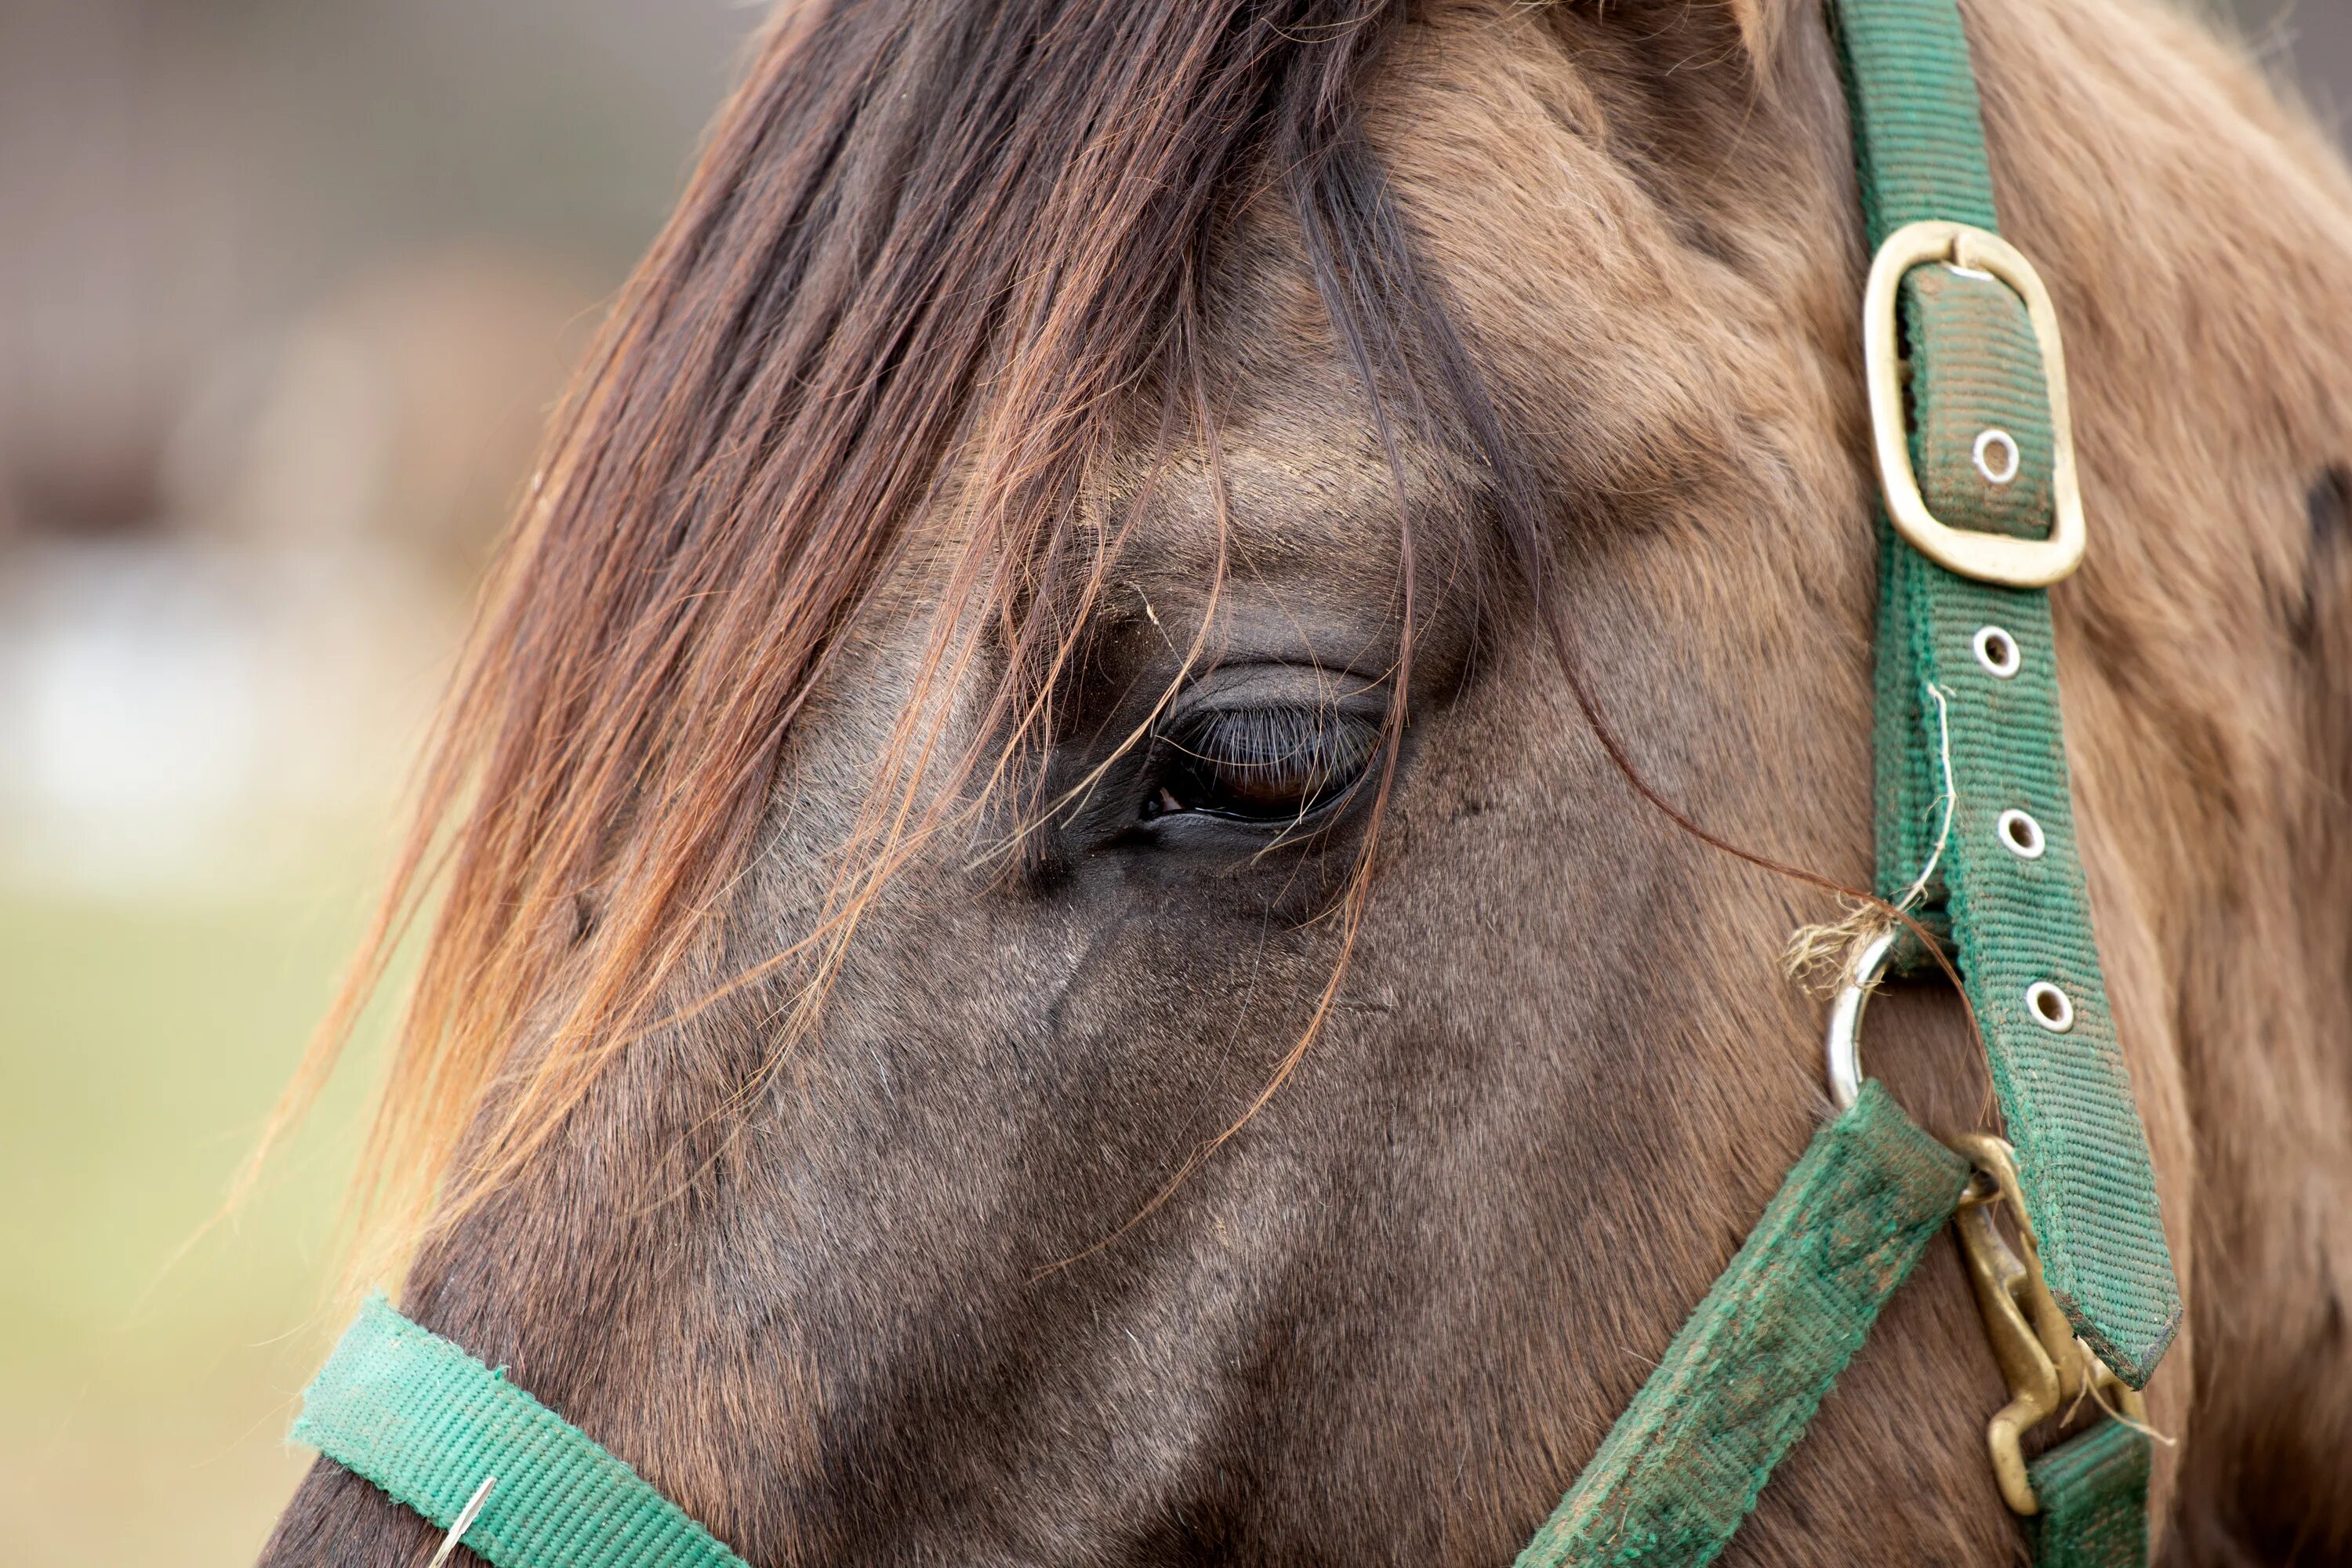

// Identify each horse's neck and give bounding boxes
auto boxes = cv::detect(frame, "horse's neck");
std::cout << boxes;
[1967,0,2352,1539]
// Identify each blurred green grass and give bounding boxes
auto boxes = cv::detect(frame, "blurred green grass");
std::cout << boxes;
[0,871,387,1566]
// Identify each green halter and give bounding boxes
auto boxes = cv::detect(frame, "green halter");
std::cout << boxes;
[295,1297,748,1568]
[1513,0,2176,1559]
[294,0,2177,1563]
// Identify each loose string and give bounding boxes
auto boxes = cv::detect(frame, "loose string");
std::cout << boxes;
[426,1475,496,1568]
[1784,681,1956,989]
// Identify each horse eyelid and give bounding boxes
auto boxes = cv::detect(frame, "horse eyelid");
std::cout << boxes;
[1150,706,1379,821]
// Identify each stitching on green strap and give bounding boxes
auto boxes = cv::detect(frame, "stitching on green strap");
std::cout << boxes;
[1830,0,2001,238]
[294,1296,751,1568]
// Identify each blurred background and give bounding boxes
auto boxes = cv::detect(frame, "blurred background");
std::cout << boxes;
[0,1,2340,1563]
[0,2,762,1562]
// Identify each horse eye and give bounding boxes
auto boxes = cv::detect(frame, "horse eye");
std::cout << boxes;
[1144,706,1380,825]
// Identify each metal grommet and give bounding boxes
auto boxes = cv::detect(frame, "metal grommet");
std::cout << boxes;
[1973,428,2022,485]
[1995,808,2046,860]
[1972,625,2022,678]
[2025,982,2074,1033]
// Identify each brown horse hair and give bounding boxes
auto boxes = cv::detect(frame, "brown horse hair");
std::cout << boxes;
[243,0,1483,1290]
[246,0,1905,1294]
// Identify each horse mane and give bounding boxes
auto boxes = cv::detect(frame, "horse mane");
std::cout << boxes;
[256,0,1586,1284]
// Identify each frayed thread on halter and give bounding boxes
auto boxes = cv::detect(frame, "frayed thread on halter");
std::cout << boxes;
[2072,1359,2179,1448]
[1784,682,1955,995]
[1783,898,1892,996]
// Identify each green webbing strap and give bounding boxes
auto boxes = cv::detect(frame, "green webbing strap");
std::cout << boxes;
[1515,1082,1969,1568]
[2031,1421,2155,1568]
[1829,0,2183,1387]
[294,1295,751,1568]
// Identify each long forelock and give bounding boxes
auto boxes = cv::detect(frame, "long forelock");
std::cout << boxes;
[262,0,1514,1287]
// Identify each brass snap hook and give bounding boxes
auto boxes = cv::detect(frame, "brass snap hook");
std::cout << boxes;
[1948,1134,2150,1514]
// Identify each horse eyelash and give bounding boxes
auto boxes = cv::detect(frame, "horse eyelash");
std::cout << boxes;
[1158,705,1379,808]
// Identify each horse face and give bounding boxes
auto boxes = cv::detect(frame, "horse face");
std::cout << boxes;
[268,7,2020,1563]
[266,0,2352,1560]
[423,10,2014,1561]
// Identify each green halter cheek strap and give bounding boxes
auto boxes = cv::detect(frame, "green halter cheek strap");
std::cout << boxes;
[1518,0,2174,1562]
[1836,0,2182,1389]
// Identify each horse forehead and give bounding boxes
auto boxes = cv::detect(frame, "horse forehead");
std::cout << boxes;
[1117,0,1823,615]
[1366,4,1831,428]
[1108,435,1450,606]
[1370,4,1728,291]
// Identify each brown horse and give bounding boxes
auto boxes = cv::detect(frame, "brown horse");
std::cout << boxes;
[258,0,2352,1561]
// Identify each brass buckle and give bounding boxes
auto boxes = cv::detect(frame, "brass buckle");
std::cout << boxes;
[1864,221,2088,588]
[1949,1135,2149,1514]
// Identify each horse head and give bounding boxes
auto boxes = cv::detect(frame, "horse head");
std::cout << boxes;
[262,0,2352,1561]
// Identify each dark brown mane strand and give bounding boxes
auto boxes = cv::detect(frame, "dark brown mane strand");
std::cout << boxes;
[255,0,1530,1283]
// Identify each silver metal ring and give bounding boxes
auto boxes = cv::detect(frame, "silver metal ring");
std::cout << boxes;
[1995,808,2046,860]
[2025,981,2074,1033]
[1826,927,1900,1109]
[1973,428,2022,485]
[1973,625,2022,678]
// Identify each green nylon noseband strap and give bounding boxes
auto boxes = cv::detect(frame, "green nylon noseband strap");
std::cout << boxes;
[1520,1088,2152,1568]
[1515,1083,1970,1568]
[1828,0,2183,1386]
[295,1296,750,1568]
